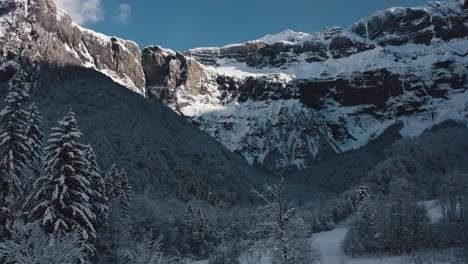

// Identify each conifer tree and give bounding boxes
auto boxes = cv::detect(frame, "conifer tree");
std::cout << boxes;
[0,84,30,202]
[192,208,207,257]
[104,164,121,201]
[117,169,131,217]
[25,103,44,166]
[32,111,96,252]
[103,164,131,217]
[0,82,30,238]
[180,204,195,254]
[21,103,45,200]
[84,145,108,228]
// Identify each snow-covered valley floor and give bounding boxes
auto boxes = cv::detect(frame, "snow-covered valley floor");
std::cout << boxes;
[313,223,451,264]
[313,226,412,264]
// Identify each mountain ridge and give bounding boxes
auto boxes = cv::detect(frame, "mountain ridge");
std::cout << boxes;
[143,0,468,170]
[1,0,467,171]
[0,0,145,93]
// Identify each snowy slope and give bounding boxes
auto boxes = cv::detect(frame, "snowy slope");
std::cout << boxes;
[143,0,468,170]
[255,29,310,45]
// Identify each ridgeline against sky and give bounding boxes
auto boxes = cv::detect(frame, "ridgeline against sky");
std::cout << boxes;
[57,0,434,51]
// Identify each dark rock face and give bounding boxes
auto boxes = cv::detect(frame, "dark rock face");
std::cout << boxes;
[297,70,402,110]
[351,1,468,45]
[216,75,297,102]
[329,36,375,59]
[0,0,146,94]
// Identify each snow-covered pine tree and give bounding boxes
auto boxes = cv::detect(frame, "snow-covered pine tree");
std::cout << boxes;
[195,208,207,238]
[32,111,96,252]
[104,164,121,201]
[25,103,44,166]
[0,82,30,239]
[192,208,207,257]
[117,169,131,217]
[103,164,131,217]
[0,83,30,203]
[21,103,45,203]
[184,204,194,223]
[84,145,108,228]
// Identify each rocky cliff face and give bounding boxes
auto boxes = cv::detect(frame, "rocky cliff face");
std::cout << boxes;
[142,0,468,170]
[0,0,145,94]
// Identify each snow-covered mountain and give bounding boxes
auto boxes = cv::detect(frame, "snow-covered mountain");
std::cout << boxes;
[2,0,467,171]
[0,0,145,94]
[142,0,468,170]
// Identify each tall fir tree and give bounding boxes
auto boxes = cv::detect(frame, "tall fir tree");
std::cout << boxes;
[21,103,45,200]
[84,145,108,228]
[25,103,44,165]
[0,81,30,239]
[0,83,30,203]
[103,164,121,201]
[193,208,208,257]
[32,111,96,252]
[103,164,131,217]
[117,169,131,217]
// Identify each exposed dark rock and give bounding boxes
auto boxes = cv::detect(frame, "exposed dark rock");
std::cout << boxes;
[329,36,375,59]
[351,2,467,46]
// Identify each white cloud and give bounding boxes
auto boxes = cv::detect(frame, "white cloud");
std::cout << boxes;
[114,4,131,24]
[54,0,104,25]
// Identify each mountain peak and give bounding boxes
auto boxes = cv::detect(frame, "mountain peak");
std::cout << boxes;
[255,29,310,45]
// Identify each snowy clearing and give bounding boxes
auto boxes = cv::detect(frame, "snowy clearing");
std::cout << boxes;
[312,224,453,264]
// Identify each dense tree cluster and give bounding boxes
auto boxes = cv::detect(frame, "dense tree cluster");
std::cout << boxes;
[341,130,468,261]
[344,178,429,256]
[0,83,132,263]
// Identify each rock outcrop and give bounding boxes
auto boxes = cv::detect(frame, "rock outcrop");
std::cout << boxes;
[0,0,145,94]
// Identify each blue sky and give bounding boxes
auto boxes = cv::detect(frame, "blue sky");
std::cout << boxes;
[57,0,434,51]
